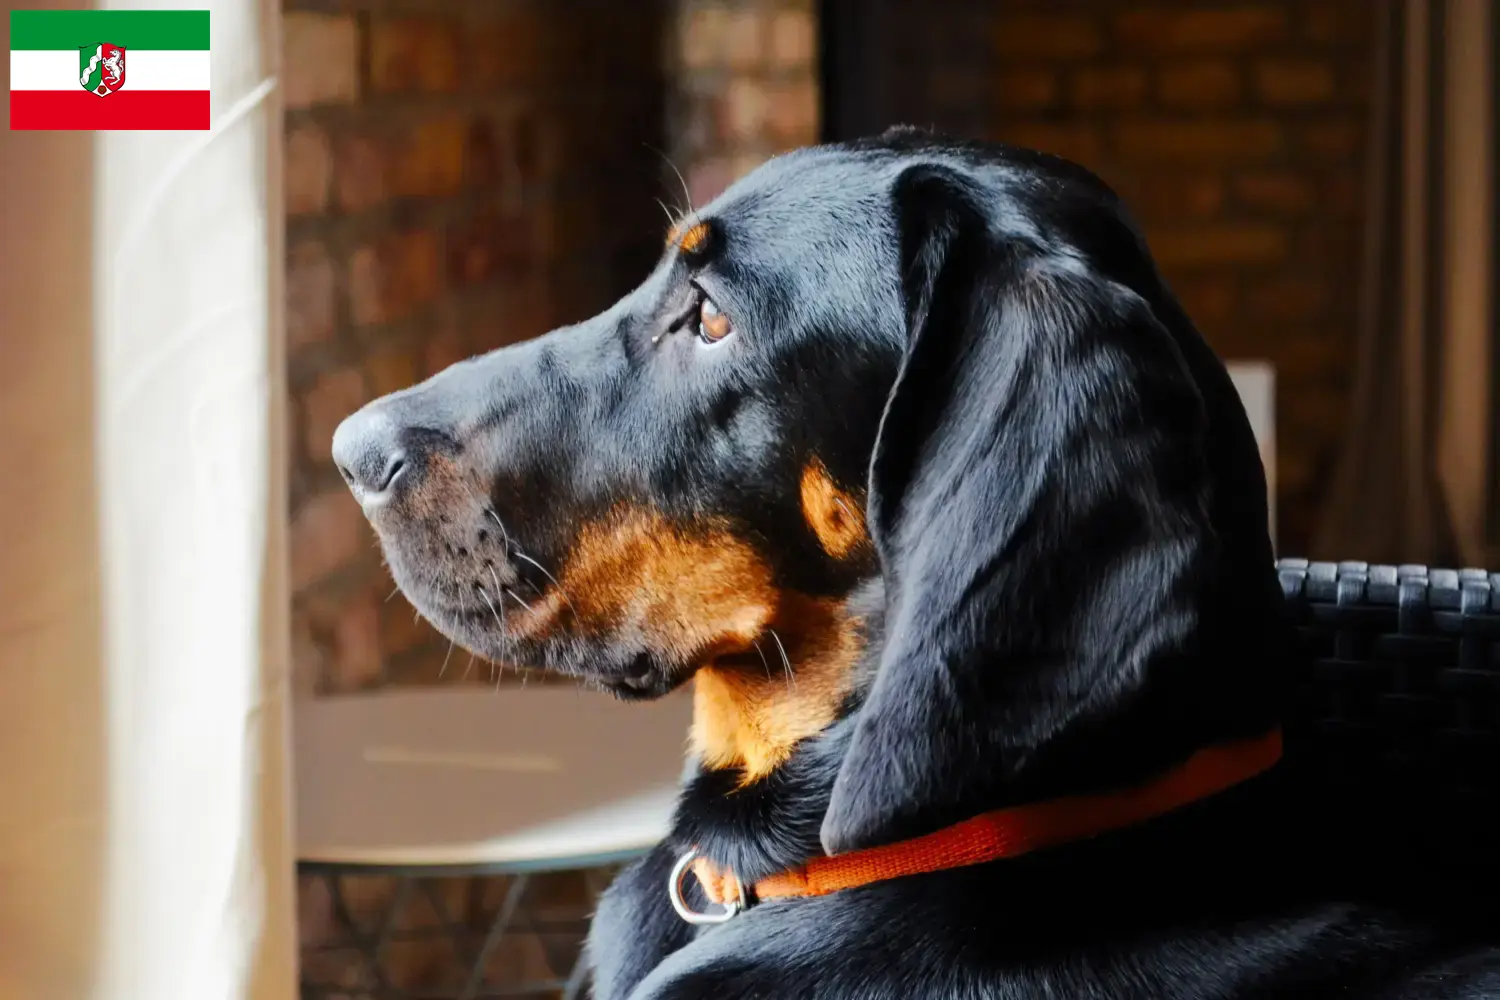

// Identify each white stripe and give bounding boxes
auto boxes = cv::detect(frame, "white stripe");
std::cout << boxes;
[9,49,209,92]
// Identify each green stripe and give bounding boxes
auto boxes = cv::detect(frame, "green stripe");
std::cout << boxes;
[10,10,209,50]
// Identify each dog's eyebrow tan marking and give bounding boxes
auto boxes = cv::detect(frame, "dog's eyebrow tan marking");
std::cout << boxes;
[667,219,711,255]
[800,459,871,560]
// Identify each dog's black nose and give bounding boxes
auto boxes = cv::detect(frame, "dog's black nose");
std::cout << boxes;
[332,407,408,505]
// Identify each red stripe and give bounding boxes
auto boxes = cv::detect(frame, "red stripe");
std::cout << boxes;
[10,90,209,131]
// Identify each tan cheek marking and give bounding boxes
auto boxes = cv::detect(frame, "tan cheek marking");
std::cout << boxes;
[799,459,871,560]
[511,503,865,784]
[512,507,776,661]
[690,595,865,782]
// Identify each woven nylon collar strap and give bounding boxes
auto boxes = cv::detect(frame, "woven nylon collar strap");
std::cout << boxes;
[673,728,1283,921]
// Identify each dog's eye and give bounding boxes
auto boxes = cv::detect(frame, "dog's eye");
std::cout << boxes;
[697,295,734,345]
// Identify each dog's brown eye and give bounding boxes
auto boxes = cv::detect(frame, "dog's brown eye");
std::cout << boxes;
[697,295,734,345]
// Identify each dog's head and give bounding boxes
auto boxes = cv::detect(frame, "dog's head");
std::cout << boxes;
[333,129,1287,853]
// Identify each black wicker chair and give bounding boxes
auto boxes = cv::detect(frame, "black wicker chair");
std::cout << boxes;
[1276,559,1499,885]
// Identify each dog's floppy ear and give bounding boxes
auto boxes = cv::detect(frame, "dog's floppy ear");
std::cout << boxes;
[821,163,1261,856]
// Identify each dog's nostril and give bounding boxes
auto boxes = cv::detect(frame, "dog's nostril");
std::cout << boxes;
[376,454,407,492]
[337,463,356,486]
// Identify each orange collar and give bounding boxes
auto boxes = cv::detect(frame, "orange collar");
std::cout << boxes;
[675,728,1283,921]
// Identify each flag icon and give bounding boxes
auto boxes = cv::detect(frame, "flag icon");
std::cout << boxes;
[10,10,210,130]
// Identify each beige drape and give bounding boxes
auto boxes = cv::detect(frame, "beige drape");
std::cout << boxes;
[0,0,298,996]
[1316,0,1497,567]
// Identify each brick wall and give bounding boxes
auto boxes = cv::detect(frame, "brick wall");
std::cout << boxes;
[667,0,819,206]
[284,1,669,697]
[984,1,1373,554]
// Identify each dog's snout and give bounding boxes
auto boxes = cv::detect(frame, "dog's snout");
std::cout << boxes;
[332,407,410,505]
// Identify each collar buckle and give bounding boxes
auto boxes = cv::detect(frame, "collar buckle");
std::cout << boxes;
[668,848,744,925]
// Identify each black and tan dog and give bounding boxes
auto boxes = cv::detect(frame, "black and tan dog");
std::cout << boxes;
[332,129,1500,999]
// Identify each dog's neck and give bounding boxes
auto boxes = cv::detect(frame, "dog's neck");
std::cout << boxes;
[687,592,867,783]
[673,587,1283,888]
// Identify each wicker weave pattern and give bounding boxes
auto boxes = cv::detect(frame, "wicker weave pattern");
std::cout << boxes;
[1276,559,1499,876]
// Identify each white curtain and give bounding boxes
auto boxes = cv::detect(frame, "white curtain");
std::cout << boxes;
[0,0,298,996]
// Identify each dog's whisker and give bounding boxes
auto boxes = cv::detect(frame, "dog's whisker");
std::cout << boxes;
[752,639,774,684]
[385,585,401,603]
[653,196,679,229]
[513,551,579,620]
[437,637,456,679]
[768,628,794,694]
[484,508,512,549]
[487,564,508,605]
[462,651,477,681]
[503,587,534,613]
[476,583,506,636]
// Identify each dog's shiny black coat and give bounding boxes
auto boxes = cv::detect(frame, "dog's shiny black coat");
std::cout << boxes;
[335,130,1500,999]
[584,133,1499,999]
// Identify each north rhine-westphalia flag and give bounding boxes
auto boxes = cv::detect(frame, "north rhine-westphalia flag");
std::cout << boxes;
[9,10,210,130]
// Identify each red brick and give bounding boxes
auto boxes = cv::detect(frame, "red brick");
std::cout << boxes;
[423,318,470,378]
[1147,224,1288,269]
[1321,172,1363,217]
[994,123,1104,167]
[290,490,364,590]
[286,241,337,350]
[724,77,769,142]
[535,197,605,262]
[1173,276,1239,326]
[348,230,442,327]
[369,17,460,95]
[995,13,1104,60]
[1234,172,1317,215]
[468,281,550,353]
[1254,60,1337,106]
[334,133,385,213]
[1156,61,1243,109]
[393,117,466,200]
[995,69,1060,113]
[724,9,767,71]
[1302,1,1373,44]
[679,6,731,72]
[1071,66,1148,110]
[447,212,532,287]
[931,68,989,111]
[1243,274,1331,323]
[471,11,550,88]
[290,609,323,698]
[1114,7,1287,50]
[508,110,555,192]
[282,13,358,110]
[1119,172,1227,220]
[464,117,499,189]
[380,594,439,660]
[687,157,735,206]
[1113,120,1285,163]
[765,77,819,147]
[769,9,816,71]
[1297,120,1363,161]
[285,125,331,217]
[301,365,367,461]
[366,347,420,399]
[328,595,384,692]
